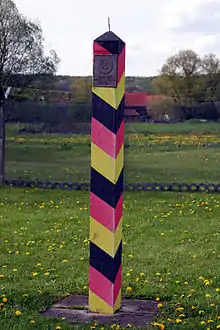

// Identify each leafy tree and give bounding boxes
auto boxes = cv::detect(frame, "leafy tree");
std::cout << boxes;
[153,50,220,120]
[0,0,60,88]
[152,75,173,98]
[69,77,91,103]
[199,54,220,101]
[153,50,220,104]
[148,97,181,121]
[68,77,92,122]
[0,0,60,184]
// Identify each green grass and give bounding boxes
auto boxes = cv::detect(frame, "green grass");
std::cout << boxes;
[5,122,220,184]
[125,121,220,134]
[7,121,220,135]
[0,187,219,329]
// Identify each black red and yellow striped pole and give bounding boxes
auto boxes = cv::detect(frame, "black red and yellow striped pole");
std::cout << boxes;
[89,31,125,314]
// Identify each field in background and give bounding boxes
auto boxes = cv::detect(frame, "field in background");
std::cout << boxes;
[0,187,219,329]
[126,121,220,134]
[2,120,220,329]
[5,121,220,184]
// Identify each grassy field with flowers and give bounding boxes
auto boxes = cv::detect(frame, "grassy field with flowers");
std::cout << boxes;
[0,187,219,329]
[5,121,220,184]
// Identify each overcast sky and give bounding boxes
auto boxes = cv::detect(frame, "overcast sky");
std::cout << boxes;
[14,0,220,76]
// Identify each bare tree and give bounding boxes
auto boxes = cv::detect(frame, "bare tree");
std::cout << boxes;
[0,0,60,184]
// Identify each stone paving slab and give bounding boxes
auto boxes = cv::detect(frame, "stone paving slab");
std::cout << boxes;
[43,295,159,328]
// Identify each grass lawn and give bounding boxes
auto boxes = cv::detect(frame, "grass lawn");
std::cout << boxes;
[5,121,220,184]
[0,187,219,329]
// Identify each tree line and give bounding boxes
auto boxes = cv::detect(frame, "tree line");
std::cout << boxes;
[2,0,220,126]
[9,49,220,123]
[5,100,91,132]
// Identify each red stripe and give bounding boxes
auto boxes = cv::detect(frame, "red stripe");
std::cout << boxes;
[89,265,122,306]
[114,265,122,301]
[116,121,124,157]
[90,193,123,232]
[115,194,123,230]
[117,46,125,83]
[93,42,111,55]
[91,118,124,159]
[91,118,115,158]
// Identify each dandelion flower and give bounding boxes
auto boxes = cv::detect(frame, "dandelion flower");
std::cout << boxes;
[175,318,182,323]
[176,307,184,312]
[15,310,21,316]
[126,287,132,293]
[153,322,165,330]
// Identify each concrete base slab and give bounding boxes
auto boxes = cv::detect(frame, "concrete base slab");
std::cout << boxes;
[43,295,159,328]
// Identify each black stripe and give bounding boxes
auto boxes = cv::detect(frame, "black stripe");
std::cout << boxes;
[92,93,124,135]
[94,32,125,55]
[90,240,122,283]
[91,168,123,208]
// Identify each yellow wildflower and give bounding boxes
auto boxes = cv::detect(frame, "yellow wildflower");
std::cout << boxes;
[153,322,165,330]
[175,318,182,323]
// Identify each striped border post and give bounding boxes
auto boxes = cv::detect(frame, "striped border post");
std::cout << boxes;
[89,31,125,314]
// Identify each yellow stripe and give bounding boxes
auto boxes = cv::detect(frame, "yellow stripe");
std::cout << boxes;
[91,143,124,184]
[92,72,125,109]
[89,289,121,314]
[90,216,122,257]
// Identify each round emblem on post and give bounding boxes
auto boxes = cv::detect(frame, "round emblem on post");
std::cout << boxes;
[98,58,113,75]
[93,54,117,87]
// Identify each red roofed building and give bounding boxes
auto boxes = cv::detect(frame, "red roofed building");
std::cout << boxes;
[147,94,168,103]
[124,92,148,122]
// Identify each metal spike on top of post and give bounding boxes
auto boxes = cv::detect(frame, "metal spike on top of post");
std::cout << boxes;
[89,22,126,314]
